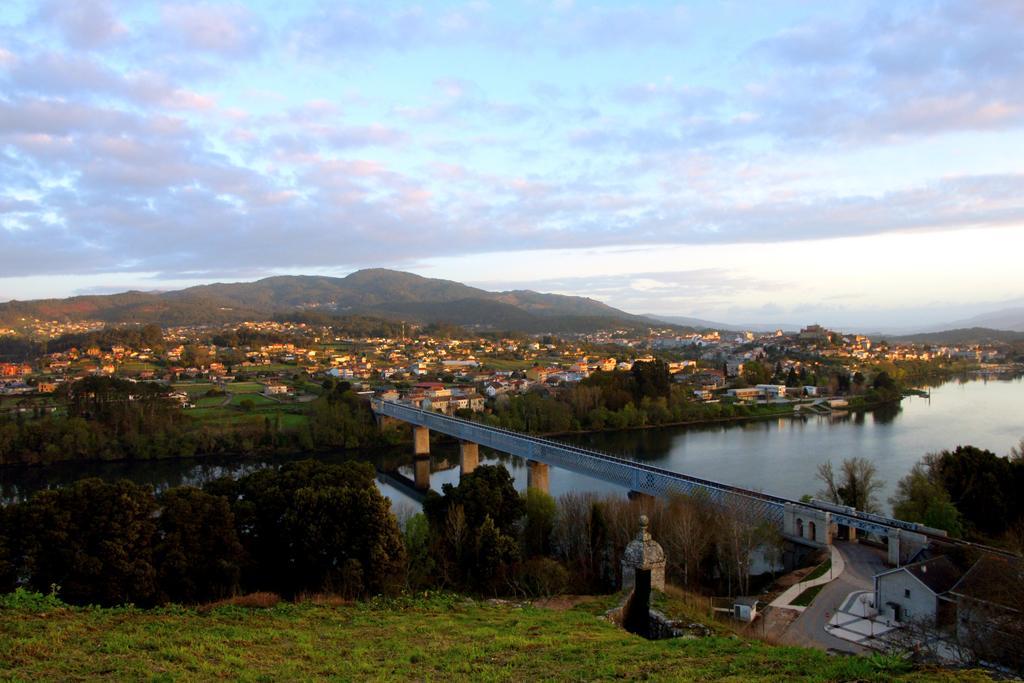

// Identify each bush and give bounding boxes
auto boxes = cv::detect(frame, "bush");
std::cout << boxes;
[523,488,556,557]
[514,557,569,598]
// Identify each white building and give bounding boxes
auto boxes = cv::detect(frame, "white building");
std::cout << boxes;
[873,556,961,626]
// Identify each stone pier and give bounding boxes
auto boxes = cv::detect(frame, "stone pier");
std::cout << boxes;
[413,425,430,456]
[527,460,550,494]
[887,529,927,567]
[459,441,479,477]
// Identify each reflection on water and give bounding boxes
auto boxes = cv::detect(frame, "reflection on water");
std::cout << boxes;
[3,377,1022,513]
[560,376,1023,509]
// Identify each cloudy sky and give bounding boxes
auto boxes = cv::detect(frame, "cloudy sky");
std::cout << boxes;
[1,0,1023,329]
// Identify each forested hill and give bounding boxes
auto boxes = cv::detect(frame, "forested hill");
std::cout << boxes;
[885,327,1024,345]
[0,269,660,333]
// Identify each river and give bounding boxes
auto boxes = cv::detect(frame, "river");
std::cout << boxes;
[3,376,1022,514]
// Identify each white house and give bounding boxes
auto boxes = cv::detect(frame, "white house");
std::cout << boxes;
[873,556,961,626]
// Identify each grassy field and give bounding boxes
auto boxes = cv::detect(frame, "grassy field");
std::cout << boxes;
[225,382,266,394]
[228,393,277,407]
[0,590,988,682]
[171,383,218,397]
[479,358,537,371]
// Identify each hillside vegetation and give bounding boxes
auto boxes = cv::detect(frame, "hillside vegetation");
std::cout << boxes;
[0,590,988,682]
[0,269,658,333]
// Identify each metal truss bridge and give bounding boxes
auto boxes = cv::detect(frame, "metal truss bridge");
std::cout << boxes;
[372,399,990,555]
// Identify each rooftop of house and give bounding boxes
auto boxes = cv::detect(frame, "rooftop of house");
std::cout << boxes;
[948,554,1024,611]
[879,555,963,595]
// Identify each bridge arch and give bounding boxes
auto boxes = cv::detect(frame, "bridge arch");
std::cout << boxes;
[796,518,804,538]
[808,520,817,542]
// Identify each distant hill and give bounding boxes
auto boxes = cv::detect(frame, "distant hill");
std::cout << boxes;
[929,307,1024,333]
[886,327,1024,345]
[642,314,797,333]
[0,269,662,333]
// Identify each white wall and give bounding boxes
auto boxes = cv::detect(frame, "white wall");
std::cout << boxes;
[876,571,937,625]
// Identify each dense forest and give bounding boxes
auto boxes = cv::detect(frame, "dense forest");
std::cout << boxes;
[0,461,779,607]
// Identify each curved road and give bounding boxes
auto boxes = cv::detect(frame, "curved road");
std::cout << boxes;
[780,541,888,653]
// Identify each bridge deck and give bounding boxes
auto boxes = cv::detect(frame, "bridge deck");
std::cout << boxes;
[373,399,1020,560]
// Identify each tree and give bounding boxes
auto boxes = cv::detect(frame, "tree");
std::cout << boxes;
[402,513,436,590]
[0,504,18,593]
[1010,437,1024,464]
[741,361,770,386]
[631,360,670,401]
[282,484,406,597]
[933,445,1019,538]
[816,457,884,513]
[154,487,245,604]
[424,465,524,591]
[20,478,159,606]
[523,488,557,557]
[657,493,713,588]
[426,465,524,536]
[213,460,404,596]
[889,454,962,537]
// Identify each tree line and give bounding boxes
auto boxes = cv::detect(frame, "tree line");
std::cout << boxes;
[814,441,1024,551]
[890,442,1024,549]
[0,377,393,466]
[0,462,783,607]
[476,361,890,434]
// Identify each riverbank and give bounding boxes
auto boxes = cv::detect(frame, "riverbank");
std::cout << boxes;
[537,403,800,439]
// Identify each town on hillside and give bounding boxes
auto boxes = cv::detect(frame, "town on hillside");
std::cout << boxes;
[1,318,1019,418]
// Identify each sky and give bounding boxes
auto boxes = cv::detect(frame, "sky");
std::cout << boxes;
[1,0,1023,330]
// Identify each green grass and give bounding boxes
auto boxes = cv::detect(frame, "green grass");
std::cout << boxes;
[480,358,536,371]
[118,361,159,373]
[271,413,309,429]
[792,584,826,607]
[171,383,218,397]
[229,393,277,407]
[804,558,832,582]
[0,590,988,682]
[226,382,266,394]
[185,407,236,421]
[194,396,227,408]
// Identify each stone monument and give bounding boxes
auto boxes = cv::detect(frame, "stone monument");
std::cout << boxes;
[621,514,666,592]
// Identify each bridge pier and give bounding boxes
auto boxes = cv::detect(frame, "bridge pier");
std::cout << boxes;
[413,425,430,456]
[783,503,832,546]
[527,460,550,494]
[459,441,479,477]
[414,455,431,490]
[887,529,927,567]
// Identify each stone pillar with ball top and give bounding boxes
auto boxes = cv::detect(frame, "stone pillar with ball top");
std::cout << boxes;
[621,515,666,592]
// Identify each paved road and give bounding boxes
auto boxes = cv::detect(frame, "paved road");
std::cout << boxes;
[780,541,888,653]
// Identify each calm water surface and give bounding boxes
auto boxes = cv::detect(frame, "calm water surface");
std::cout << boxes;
[3,377,1022,514]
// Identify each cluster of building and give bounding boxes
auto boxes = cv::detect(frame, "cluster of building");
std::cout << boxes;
[1,319,1020,409]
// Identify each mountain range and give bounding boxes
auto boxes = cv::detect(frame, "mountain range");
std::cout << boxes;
[926,307,1024,334]
[0,269,661,333]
